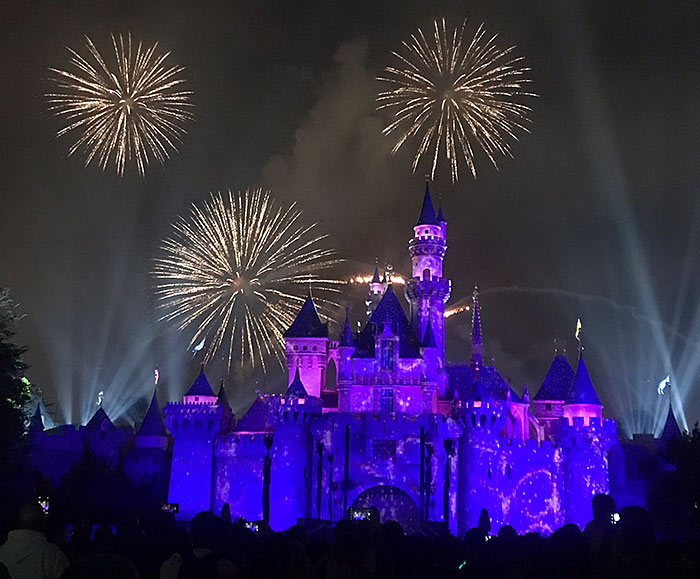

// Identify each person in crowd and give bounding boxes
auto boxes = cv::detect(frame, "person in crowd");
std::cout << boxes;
[160,510,237,579]
[0,501,69,579]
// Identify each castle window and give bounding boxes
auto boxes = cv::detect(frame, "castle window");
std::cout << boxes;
[380,388,394,413]
[379,339,395,371]
[313,346,317,351]
[545,403,552,410]
[303,346,308,351]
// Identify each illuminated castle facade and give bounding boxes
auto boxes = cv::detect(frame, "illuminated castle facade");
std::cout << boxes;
[163,185,621,534]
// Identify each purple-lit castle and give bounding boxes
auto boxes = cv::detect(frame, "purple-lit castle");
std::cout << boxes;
[162,185,620,534]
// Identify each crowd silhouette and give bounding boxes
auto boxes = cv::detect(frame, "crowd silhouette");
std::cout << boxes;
[0,493,698,579]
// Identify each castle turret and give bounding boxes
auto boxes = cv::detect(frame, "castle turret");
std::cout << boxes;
[420,315,438,413]
[533,354,574,439]
[270,370,320,530]
[405,183,451,367]
[124,391,173,499]
[284,296,330,397]
[563,354,602,426]
[337,310,355,411]
[165,366,228,519]
[366,266,385,317]
[659,403,682,443]
[183,364,218,405]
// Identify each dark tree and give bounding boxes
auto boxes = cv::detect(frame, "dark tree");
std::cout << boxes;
[0,288,31,463]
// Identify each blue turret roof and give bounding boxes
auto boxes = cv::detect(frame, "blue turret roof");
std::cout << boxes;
[372,267,381,284]
[416,183,439,226]
[566,356,602,405]
[217,381,231,410]
[234,397,274,432]
[30,404,44,432]
[437,204,446,223]
[283,297,328,338]
[86,406,114,431]
[421,316,437,348]
[185,365,216,398]
[353,285,421,359]
[535,355,575,401]
[446,364,522,403]
[285,369,308,400]
[339,310,355,347]
[660,405,682,442]
[137,391,168,437]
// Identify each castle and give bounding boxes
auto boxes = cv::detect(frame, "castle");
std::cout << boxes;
[31,185,679,534]
[163,184,619,535]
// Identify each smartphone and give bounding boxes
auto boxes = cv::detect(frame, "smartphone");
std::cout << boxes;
[161,503,179,514]
[38,496,50,515]
[244,521,260,532]
[348,508,373,521]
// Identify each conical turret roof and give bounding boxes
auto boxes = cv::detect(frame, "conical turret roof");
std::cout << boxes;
[283,297,328,338]
[284,369,309,400]
[185,365,216,398]
[566,355,602,405]
[30,404,45,432]
[217,381,232,410]
[421,316,437,348]
[339,310,355,347]
[86,406,114,431]
[137,391,168,437]
[437,204,446,223]
[535,355,575,401]
[416,183,439,226]
[660,404,682,442]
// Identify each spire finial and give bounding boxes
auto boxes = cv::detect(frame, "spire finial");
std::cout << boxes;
[575,318,582,357]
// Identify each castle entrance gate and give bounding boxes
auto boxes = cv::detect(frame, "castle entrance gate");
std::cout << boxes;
[351,485,419,533]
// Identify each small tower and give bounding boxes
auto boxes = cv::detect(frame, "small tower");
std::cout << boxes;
[270,370,321,530]
[183,364,218,405]
[165,366,228,519]
[659,403,682,443]
[563,354,602,426]
[337,310,355,412]
[284,296,330,398]
[420,314,438,413]
[533,353,575,439]
[405,183,451,367]
[124,391,173,499]
[366,266,385,317]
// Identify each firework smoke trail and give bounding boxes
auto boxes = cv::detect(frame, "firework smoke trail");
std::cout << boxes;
[153,189,342,372]
[377,19,535,182]
[446,285,691,345]
[46,33,193,177]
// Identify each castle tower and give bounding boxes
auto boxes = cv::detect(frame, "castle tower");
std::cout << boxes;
[366,266,385,317]
[405,183,451,366]
[337,310,355,412]
[124,391,173,498]
[533,354,574,440]
[270,369,321,530]
[165,366,228,519]
[284,296,330,397]
[558,352,614,527]
[563,354,603,426]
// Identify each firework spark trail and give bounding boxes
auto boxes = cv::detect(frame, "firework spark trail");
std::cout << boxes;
[46,33,193,177]
[153,189,342,372]
[377,19,535,181]
[445,285,691,345]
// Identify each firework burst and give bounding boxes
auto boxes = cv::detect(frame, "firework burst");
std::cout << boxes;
[46,33,193,177]
[377,19,535,181]
[153,189,342,372]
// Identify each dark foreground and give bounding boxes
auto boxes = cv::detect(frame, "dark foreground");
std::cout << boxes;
[0,499,698,579]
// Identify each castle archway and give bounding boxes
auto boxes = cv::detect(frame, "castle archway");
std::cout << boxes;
[351,485,419,533]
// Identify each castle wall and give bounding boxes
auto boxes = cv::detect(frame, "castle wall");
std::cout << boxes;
[213,434,267,522]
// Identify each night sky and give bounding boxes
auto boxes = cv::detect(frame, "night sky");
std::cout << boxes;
[2,1,699,435]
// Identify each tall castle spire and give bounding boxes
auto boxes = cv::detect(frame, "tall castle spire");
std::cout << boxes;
[471,286,483,368]
[405,183,451,368]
